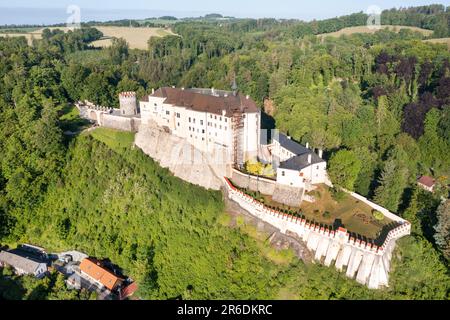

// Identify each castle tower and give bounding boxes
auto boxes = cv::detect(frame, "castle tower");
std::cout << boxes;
[119,92,138,116]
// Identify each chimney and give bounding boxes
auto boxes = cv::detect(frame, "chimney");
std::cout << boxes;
[306,142,309,149]
[319,149,323,158]
[308,154,312,164]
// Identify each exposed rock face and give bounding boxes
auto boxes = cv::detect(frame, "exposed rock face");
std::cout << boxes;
[272,184,304,207]
[134,122,227,190]
[263,98,276,116]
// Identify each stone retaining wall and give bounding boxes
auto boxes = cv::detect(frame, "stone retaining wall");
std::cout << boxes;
[231,168,277,195]
[224,177,411,289]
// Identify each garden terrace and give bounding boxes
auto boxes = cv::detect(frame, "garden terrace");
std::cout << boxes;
[227,179,396,245]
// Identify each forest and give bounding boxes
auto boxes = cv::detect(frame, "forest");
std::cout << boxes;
[0,4,449,299]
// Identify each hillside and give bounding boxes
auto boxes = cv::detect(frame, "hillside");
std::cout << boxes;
[0,26,174,49]
[318,25,433,38]
[424,37,450,49]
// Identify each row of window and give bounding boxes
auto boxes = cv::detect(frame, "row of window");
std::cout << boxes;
[209,114,228,122]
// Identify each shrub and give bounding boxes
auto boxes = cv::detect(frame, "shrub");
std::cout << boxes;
[372,210,384,221]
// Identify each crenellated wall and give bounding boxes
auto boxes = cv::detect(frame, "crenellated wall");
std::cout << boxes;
[223,177,411,289]
[76,101,141,132]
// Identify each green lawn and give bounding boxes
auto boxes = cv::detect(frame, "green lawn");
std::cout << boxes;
[89,127,135,153]
[300,185,394,240]
[59,105,91,133]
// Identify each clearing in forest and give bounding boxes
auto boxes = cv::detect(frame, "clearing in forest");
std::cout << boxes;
[0,26,175,49]
[318,25,433,38]
[424,37,450,49]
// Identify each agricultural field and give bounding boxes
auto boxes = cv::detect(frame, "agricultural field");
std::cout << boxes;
[0,26,175,49]
[424,37,450,49]
[318,25,433,38]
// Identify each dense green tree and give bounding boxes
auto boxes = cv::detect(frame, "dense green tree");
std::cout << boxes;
[327,150,361,190]
[434,200,450,260]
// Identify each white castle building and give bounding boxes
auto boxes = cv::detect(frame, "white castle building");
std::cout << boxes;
[140,87,261,165]
[77,86,328,191]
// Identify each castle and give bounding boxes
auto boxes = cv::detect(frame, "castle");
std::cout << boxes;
[77,87,328,192]
[76,88,411,289]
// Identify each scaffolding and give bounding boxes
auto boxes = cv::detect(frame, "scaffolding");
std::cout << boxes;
[232,110,245,168]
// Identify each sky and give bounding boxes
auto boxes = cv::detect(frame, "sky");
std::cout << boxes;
[0,0,448,20]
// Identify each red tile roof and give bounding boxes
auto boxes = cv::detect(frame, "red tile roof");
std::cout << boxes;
[120,282,138,300]
[149,87,259,116]
[418,176,435,188]
[79,258,123,291]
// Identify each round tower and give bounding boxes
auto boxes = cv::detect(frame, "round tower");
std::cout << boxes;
[119,92,138,116]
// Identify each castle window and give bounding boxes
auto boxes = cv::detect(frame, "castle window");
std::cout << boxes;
[220,125,222,129]
[225,127,227,131]
[166,111,170,115]
[202,129,205,134]
[282,171,285,177]
[176,113,180,118]
[316,166,319,169]
[220,117,222,121]
[177,122,180,127]
[200,120,203,125]
[215,115,217,119]
[225,118,227,123]
[189,117,191,123]
[193,118,196,124]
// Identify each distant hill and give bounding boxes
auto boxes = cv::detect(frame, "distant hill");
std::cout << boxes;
[424,37,450,49]
[0,26,175,49]
[318,25,433,38]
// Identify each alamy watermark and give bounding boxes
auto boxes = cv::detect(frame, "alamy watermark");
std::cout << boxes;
[66,5,81,30]
[366,5,382,30]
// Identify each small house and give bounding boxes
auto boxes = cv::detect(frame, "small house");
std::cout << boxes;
[417,176,436,192]
[79,258,123,291]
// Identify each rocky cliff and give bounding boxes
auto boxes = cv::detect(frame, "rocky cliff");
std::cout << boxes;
[134,122,228,190]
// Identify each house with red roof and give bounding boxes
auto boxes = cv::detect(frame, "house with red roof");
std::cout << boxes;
[417,176,436,192]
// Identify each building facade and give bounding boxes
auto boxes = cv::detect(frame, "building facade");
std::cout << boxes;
[0,251,47,278]
[140,87,261,165]
[268,132,327,190]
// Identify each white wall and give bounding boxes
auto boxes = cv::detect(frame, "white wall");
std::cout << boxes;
[277,168,305,188]
[140,94,257,165]
[243,111,261,162]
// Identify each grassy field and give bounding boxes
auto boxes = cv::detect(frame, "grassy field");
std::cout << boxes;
[300,185,393,240]
[318,25,433,38]
[0,26,175,49]
[89,127,135,152]
[424,37,450,49]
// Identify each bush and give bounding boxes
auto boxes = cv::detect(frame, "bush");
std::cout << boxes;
[372,210,384,221]
[322,211,331,218]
